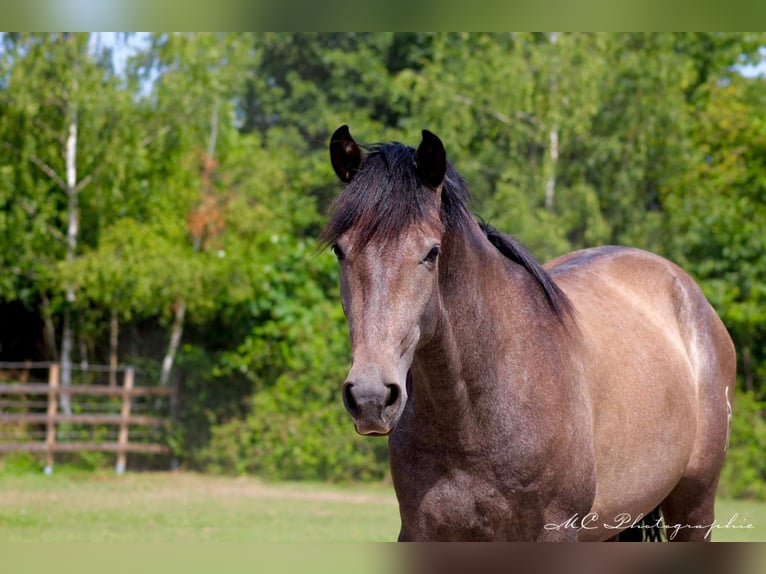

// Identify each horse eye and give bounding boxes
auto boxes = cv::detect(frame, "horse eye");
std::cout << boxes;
[423,245,441,264]
[331,244,345,261]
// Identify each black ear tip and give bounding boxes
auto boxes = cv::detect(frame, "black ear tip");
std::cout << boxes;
[329,124,362,183]
[332,124,352,142]
[420,129,444,149]
[415,128,447,189]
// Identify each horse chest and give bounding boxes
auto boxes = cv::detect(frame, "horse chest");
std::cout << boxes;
[396,466,512,540]
[390,447,552,541]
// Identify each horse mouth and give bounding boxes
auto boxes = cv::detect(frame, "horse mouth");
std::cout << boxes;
[354,419,396,436]
[353,404,404,435]
[360,430,389,437]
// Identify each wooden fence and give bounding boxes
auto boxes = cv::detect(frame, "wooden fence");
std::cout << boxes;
[0,362,172,473]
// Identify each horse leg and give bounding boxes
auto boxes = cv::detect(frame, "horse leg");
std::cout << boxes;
[660,366,732,541]
[660,384,728,542]
[660,475,719,541]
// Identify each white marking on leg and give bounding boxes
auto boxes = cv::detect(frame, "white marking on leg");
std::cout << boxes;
[724,387,732,452]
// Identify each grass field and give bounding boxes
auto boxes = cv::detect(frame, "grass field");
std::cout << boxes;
[0,470,764,542]
[0,471,400,542]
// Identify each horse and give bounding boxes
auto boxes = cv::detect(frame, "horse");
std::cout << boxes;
[321,125,736,541]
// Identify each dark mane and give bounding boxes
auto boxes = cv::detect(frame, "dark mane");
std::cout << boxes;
[480,223,575,324]
[320,141,573,324]
[320,142,472,250]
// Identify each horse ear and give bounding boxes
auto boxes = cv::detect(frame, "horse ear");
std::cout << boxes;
[330,125,363,183]
[415,129,446,189]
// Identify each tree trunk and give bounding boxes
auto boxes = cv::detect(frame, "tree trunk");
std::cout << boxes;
[158,97,219,388]
[59,114,78,414]
[544,126,559,210]
[109,308,119,387]
[79,337,88,370]
[40,293,59,362]
[207,96,219,158]
[544,32,560,211]
[160,298,186,386]
[60,311,73,414]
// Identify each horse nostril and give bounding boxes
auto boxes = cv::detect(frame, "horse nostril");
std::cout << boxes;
[385,383,400,409]
[342,383,358,416]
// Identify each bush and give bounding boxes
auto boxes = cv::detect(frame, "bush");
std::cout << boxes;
[200,397,389,482]
[183,240,389,481]
[0,451,40,475]
[718,391,766,500]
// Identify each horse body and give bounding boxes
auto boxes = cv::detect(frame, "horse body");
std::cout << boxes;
[548,246,735,541]
[323,126,735,541]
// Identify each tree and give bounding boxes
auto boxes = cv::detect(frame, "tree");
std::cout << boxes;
[389,33,611,258]
[0,33,142,410]
[665,75,766,395]
[127,33,257,386]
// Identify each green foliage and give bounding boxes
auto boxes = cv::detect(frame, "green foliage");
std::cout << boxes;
[0,33,138,307]
[201,403,388,481]
[0,452,40,475]
[719,392,766,500]
[663,76,766,395]
[0,33,765,494]
[191,241,388,481]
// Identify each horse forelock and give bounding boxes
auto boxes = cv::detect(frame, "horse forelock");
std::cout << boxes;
[320,142,471,251]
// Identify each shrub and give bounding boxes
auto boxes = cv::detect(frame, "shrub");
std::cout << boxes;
[718,391,766,500]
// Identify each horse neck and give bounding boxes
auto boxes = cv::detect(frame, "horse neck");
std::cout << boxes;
[408,220,563,440]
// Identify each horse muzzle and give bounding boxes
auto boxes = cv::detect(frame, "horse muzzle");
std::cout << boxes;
[342,379,403,436]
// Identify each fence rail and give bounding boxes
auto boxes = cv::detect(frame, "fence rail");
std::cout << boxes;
[0,383,171,397]
[0,363,173,473]
[0,413,166,426]
[0,442,171,454]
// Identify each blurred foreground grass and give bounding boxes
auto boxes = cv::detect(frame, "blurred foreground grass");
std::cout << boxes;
[0,470,763,541]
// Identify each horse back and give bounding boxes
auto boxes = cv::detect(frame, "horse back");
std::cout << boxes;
[546,245,735,389]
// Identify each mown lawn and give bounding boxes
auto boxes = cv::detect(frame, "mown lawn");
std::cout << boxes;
[712,498,766,542]
[0,471,400,542]
[0,470,763,542]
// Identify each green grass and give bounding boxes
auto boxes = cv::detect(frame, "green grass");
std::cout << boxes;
[0,471,400,542]
[712,498,766,542]
[0,470,764,542]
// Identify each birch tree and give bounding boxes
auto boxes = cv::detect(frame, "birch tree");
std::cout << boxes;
[133,33,254,386]
[0,33,138,411]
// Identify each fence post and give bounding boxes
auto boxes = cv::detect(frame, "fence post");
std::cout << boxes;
[115,367,134,475]
[44,364,59,475]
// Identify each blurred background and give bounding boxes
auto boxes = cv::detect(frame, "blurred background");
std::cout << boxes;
[0,33,764,510]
